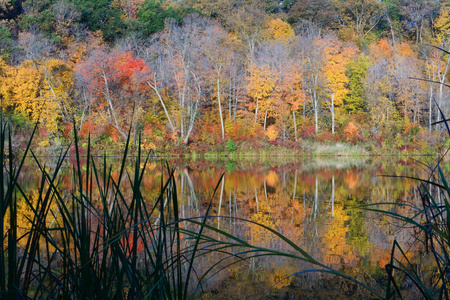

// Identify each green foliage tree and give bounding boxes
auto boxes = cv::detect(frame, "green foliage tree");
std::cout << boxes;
[344,53,371,113]
[0,25,12,61]
[129,1,182,36]
[74,0,125,41]
[18,0,57,33]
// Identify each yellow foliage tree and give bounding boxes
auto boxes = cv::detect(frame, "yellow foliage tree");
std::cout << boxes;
[435,2,450,43]
[263,18,294,43]
[322,37,359,107]
[1,59,73,133]
[247,64,277,127]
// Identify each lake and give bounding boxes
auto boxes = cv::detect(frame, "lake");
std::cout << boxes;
[12,155,435,299]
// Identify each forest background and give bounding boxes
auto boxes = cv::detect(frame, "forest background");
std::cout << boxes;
[0,0,448,155]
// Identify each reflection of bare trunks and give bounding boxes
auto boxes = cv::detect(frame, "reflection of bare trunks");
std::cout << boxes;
[255,187,259,213]
[218,175,225,229]
[183,168,198,213]
[264,179,268,201]
[329,175,335,217]
[293,170,297,201]
[311,176,319,221]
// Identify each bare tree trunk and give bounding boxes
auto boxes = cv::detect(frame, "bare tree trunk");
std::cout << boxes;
[326,94,335,134]
[217,75,225,140]
[183,74,201,144]
[101,71,126,139]
[264,111,268,131]
[146,79,176,134]
[254,97,259,123]
[331,94,334,134]
[310,89,319,134]
[427,62,434,132]
[314,98,319,134]
[387,107,389,125]
[293,110,297,141]
[264,179,268,201]
[303,92,306,119]
[43,64,67,123]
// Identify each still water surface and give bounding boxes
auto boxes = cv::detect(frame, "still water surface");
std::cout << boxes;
[16,155,434,299]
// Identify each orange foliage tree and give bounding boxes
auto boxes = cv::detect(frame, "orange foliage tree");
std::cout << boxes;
[75,50,151,140]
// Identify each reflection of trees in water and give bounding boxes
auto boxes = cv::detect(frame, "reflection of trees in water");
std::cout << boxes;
[12,158,432,297]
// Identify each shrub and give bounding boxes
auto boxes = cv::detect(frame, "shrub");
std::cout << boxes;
[300,125,316,139]
[317,131,336,143]
[343,122,360,144]
[226,139,237,152]
[264,125,279,141]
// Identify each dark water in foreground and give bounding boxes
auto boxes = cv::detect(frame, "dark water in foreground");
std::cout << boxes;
[15,155,436,299]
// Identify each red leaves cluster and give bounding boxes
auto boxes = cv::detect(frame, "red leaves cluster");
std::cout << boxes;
[76,50,153,100]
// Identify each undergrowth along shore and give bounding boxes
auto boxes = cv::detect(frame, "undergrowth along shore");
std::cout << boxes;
[0,118,448,299]
[29,138,438,159]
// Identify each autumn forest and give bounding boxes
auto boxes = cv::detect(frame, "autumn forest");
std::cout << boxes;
[0,0,448,153]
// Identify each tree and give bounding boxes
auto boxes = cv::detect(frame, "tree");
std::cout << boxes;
[131,1,182,36]
[321,35,358,132]
[262,18,295,43]
[287,0,337,28]
[425,44,450,131]
[300,33,327,133]
[335,0,382,39]
[182,0,233,20]
[435,1,450,43]
[203,22,233,140]
[148,14,211,144]
[398,0,439,43]
[246,64,275,130]
[75,49,150,139]
[74,0,126,41]
[0,0,21,20]
[344,53,371,114]
[226,5,266,69]
[1,59,73,133]
[52,0,81,39]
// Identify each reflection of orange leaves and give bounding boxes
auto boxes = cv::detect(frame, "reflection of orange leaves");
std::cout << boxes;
[265,171,279,187]
[343,172,359,189]
[302,174,316,187]
[378,254,391,269]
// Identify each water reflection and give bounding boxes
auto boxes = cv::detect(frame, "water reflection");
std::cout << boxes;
[12,156,435,298]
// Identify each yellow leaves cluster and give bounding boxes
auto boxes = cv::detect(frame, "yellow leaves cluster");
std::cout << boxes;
[262,18,294,43]
[435,4,450,43]
[321,37,359,107]
[0,58,73,133]
[247,65,276,100]
[264,125,278,141]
